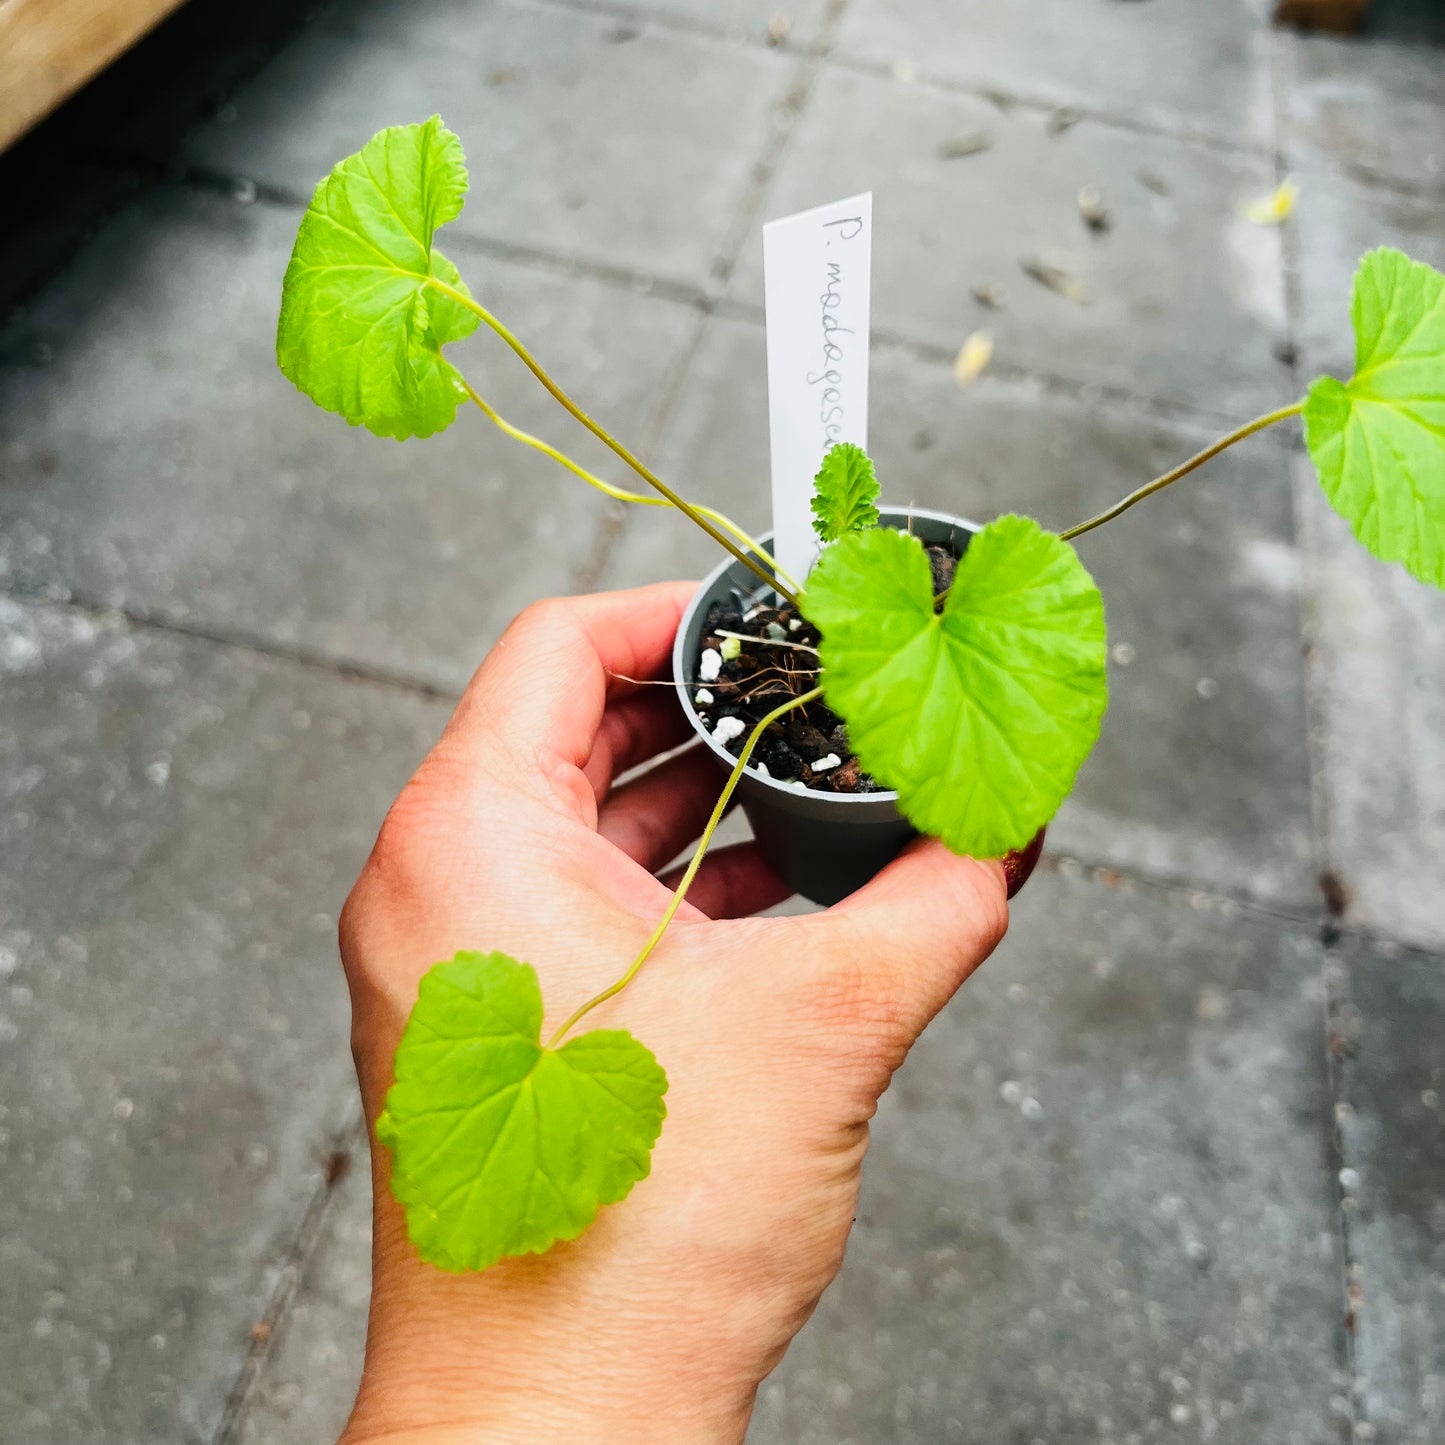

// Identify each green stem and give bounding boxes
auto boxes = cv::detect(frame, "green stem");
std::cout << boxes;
[1059,401,1304,542]
[461,381,801,594]
[430,277,801,608]
[548,686,823,1047]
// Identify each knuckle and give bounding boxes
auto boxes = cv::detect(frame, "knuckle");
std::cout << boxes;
[345,764,463,936]
[337,769,468,1003]
[336,877,368,964]
[366,780,436,894]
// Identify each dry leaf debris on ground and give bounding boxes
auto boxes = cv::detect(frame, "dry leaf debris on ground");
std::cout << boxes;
[953,330,995,387]
[1021,256,1090,304]
[938,130,993,160]
[1077,184,1111,232]
[1046,105,1081,137]
[1242,176,1300,226]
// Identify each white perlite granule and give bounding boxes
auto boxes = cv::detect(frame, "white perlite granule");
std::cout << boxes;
[712,715,746,744]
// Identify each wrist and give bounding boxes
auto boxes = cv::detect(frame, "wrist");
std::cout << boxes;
[341,1348,754,1445]
[341,1395,749,1445]
[342,1328,754,1445]
[340,1164,759,1445]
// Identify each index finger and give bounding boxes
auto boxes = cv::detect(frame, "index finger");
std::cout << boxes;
[438,579,698,780]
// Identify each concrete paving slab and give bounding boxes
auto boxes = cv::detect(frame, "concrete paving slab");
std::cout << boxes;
[835,0,1277,150]
[749,867,1346,1445]
[1289,175,1445,949]
[600,314,1316,908]
[730,63,1290,418]
[1333,938,1445,1445]
[234,1140,371,1445]
[0,598,447,1445]
[1280,29,1445,194]
[182,0,796,291]
[0,186,698,694]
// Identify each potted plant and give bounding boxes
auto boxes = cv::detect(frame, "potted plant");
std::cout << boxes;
[276,116,1445,1274]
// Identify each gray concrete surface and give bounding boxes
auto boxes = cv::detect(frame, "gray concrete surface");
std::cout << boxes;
[1,0,1441,1441]
[725,66,1291,418]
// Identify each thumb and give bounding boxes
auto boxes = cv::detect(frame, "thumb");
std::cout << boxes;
[804,837,1010,1040]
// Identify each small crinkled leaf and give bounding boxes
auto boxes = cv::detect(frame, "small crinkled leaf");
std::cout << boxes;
[1303,247,1445,589]
[276,116,479,440]
[804,516,1107,857]
[811,442,881,542]
[376,950,667,1273]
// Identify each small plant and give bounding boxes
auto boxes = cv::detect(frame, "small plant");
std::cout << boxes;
[278,117,1445,1273]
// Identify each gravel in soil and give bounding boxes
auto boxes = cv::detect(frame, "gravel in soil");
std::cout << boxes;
[690,544,959,794]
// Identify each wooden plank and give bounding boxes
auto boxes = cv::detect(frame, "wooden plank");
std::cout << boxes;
[0,0,190,152]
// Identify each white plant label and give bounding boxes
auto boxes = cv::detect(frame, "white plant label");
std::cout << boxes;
[763,192,872,589]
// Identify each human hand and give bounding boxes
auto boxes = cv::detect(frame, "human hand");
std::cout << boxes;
[337,581,1012,1445]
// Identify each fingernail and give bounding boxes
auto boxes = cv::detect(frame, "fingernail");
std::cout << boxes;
[1002,828,1046,899]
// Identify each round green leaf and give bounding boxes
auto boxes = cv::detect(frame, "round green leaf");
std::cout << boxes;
[377,951,667,1273]
[276,116,480,441]
[804,516,1108,858]
[1303,247,1445,589]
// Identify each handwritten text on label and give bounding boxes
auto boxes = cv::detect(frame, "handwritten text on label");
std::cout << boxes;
[763,194,872,588]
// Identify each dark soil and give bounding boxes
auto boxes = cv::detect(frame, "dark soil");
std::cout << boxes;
[690,542,960,793]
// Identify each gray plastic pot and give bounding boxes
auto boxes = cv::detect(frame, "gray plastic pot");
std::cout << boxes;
[672,507,980,907]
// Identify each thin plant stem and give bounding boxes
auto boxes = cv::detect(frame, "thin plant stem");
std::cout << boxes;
[430,277,800,607]
[1059,402,1303,542]
[461,381,800,593]
[548,686,823,1046]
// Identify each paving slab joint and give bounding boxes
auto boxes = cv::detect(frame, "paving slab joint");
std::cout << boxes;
[532,0,813,54]
[0,586,464,703]
[1320,943,1367,1440]
[213,1112,369,1445]
[823,49,1280,166]
[575,0,852,593]
[1038,851,1445,964]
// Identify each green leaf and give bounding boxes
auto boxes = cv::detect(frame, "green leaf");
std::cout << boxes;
[276,116,480,440]
[1303,247,1445,589]
[804,516,1107,858]
[376,950,667,1273]
[811,442,881,543]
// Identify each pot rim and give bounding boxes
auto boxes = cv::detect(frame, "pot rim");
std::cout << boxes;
[671,504,982,808]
